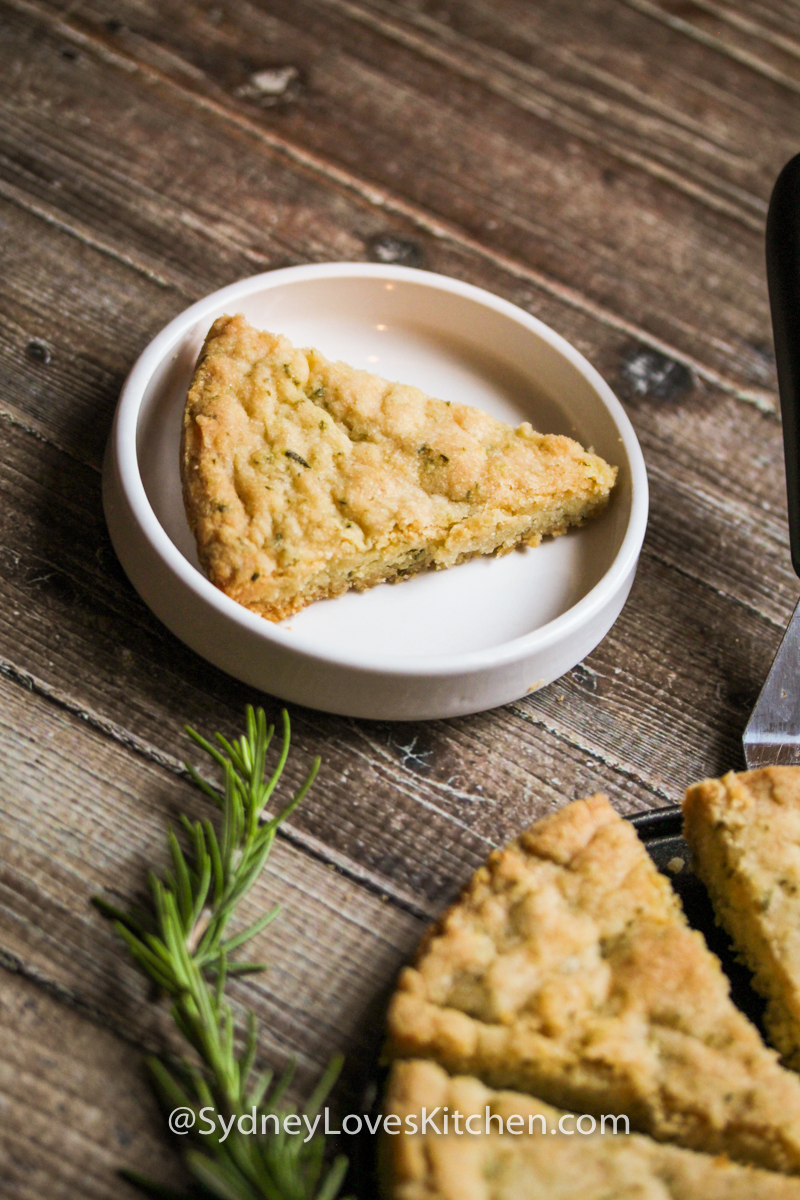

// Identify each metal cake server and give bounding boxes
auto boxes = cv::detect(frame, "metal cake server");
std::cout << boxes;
[744,153,800,769]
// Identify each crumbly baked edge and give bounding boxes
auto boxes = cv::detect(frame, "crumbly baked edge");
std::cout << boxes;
[381,794,800,1176]
[219,498,601,622]
[683,770,800,1071]
[180,316,616,622]
[380,1059,800,1200]
[183,444,613,623]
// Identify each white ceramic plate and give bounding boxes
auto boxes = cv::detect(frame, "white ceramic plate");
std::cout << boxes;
[103,264,648,719]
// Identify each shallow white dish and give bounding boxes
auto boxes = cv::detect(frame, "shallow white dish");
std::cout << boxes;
[103,263,648,720]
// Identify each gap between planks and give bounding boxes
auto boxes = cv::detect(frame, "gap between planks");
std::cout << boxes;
[1,0,778,416]
[619,0,800,95]
[0,175,175,291]
[314,0,769,227]
[0,652,437,922]
[676,0,800,60]
[0,398,101,472]
[0,650,673,903]
[0,943,158,1056]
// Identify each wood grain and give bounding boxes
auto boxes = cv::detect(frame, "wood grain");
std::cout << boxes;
[14,0,791,394]
[0,391,790,898]
[0,670,424,1090]
[0,970,187,1199]
[0,195,793,884]
[1,0,799,1191]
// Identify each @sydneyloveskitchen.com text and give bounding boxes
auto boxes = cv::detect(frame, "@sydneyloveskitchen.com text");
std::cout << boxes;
[168,1106,630,1142]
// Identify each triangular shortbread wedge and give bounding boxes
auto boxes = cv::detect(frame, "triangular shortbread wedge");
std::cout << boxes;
[181,315,617,620]
[383,794,800,1173]
[382,1059,800,1200]
[684,767,800,1070]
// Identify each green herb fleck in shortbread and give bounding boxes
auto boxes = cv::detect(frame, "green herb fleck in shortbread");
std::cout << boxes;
[181,314,617,622]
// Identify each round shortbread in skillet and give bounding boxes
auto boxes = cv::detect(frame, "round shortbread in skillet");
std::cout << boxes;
[383,795,800,1175]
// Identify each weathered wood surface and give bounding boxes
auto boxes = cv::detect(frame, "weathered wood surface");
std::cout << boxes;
[0,969,189,1198]
[1,0,799,1193]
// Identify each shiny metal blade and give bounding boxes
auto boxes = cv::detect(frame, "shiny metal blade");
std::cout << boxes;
[744,598,800,768]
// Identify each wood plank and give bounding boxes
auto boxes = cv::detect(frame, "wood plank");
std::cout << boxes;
[318,0,777,231]
[0,970,187,1199]
[0,162,792,797]
[8,5,741,462]
[0,670,425,1093]
[0,183,791,638]
[0,147,791,589]
[0,0,788,432]
[2,105,796,638]
[0,0,786,463]
[0,124,794,862]
[738,0,800,39]
[0,408,789,902]
[0,0,786,955]
[0,407,654,905]
[620,0,800,90]
[0,521,779,1124]
[13,0,792,395]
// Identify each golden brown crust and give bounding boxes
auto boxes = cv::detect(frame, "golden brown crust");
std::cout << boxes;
[383,795,800,1173]
[381,1059,800,1200]
[181,314,617,620]
[683,767,800,1070]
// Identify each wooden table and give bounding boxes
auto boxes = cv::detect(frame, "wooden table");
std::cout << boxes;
[1,0,798,1193]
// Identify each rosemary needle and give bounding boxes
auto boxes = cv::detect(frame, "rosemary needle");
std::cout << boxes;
[94,705,353,1200]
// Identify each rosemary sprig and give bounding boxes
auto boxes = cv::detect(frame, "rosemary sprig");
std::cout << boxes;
[94,706,351,1200]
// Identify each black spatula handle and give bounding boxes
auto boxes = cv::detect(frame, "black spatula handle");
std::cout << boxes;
[767,153,800,580]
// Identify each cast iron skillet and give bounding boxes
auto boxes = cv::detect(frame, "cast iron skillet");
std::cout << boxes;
[347,806,768,1197]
